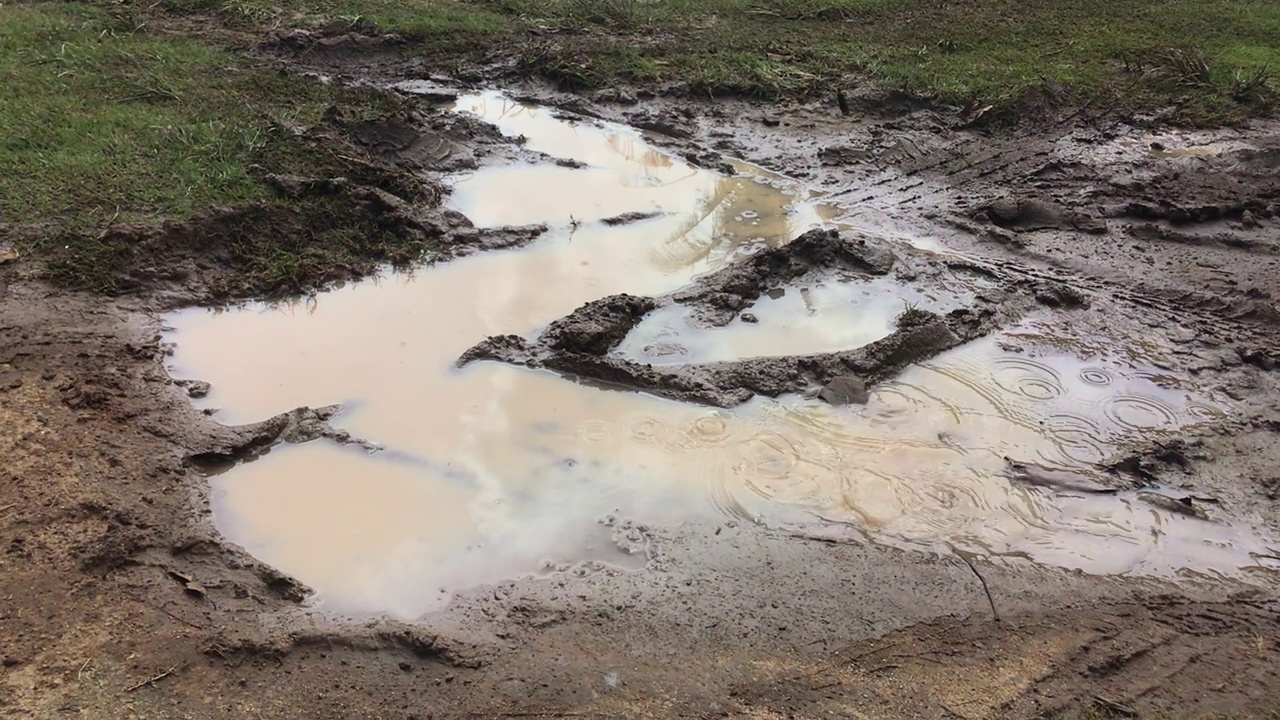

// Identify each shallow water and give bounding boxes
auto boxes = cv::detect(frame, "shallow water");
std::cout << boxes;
[168,93,1275,618]
[614,276,976,365]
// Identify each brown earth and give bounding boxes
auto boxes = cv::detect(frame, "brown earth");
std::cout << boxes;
[5,23,1280,720]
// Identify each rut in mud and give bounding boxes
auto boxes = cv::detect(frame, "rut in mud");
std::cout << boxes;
[165,92,1279,621]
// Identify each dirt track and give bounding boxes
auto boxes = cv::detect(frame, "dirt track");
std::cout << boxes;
[5,31,1280,719]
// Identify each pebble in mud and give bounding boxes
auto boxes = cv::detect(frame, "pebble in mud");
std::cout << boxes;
[818,375,869,405]
[741,313,759,323]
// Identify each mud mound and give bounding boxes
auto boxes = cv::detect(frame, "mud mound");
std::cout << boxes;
[673,228,897,326]
[265,24,406,60]
[464,301,992,407]
[981,197,1107,234]
[1101,140,1280,224]
[43,188,430,304]
[542,294,659,355]
[327,105,515,172]
[39,177,544,305]
[460,229,1027,406]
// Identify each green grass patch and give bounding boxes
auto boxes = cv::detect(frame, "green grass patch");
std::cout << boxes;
[233,0,1280,120]
[160,0,512,54]
[1,2,443,298]
[0,2,398,227]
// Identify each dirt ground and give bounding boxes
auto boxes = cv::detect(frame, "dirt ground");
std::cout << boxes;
[5,26,1280,720]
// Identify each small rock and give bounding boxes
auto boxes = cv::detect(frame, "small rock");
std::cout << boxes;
[1241,209,1261,229]
[818,375,869,406]
[187,381,211,399]
[1034,282,1088,309]
[985,198,1022,225]
[740,313,759,324]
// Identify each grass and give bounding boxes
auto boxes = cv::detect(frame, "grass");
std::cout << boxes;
[0,2,400,227]
[202,0,1279,121]
[3,0,1277,296]
[895,301,934,329]
[2,4,259,226]
[161,0,512,55]
[1,2,440,297]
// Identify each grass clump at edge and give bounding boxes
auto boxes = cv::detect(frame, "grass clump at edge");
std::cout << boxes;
[1,2,442,299]
[237,0,1280,121]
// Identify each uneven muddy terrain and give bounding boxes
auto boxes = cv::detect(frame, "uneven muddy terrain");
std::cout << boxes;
[5,19,1280,720]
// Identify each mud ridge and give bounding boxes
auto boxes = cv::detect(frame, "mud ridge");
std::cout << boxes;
[207,625,489,669]
[187,404,376,469]
[459,228,1049,406]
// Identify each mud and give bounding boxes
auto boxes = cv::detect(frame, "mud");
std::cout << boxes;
[458,227,1047,407]
[30,97,565,304]
[8,35,1280,720]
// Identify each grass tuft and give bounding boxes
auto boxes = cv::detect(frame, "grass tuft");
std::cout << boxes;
[895,301,934,329]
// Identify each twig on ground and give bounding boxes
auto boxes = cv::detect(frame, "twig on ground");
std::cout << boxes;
[879,651,945,665]
[0,503,16,513]
[842,637,910,664]
[812,680,842,691]
[124,665,177,692]
[951,544,999,622]
[1093,694,1137,717]
[127,595,209,630]
[78,658,92,682]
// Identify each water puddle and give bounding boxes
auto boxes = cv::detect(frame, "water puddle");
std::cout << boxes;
[169,93,1276,618]
[724,329,1269,575]
[614,276,974,365]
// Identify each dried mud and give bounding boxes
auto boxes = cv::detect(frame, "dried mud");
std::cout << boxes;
[6,34,1280,720]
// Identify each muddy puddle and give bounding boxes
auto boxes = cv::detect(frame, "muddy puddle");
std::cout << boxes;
[168,93,1277,618]
[614,276,974,365]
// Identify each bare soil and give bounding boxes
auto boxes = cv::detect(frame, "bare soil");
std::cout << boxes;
[5,26,1280,720]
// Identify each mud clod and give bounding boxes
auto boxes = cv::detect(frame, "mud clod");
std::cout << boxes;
[542,294,659,356]
[189,405,368,468]
[600,211,663,226]
[1003,457,1124,495]
[983,197,1106,234]
[818,375,869,405]
[674,228,896,326]
[447,224,549,257]
[1104,439,1205,483]
[1034,281,1090,308]
[266,27,405,57]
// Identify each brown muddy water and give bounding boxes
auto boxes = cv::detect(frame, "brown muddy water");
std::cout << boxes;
[167,92,1276,618]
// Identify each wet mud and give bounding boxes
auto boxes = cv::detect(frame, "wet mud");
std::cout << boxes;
[8,46,1280,720]
[158,94,1279,627]
[458,226,1075,408]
